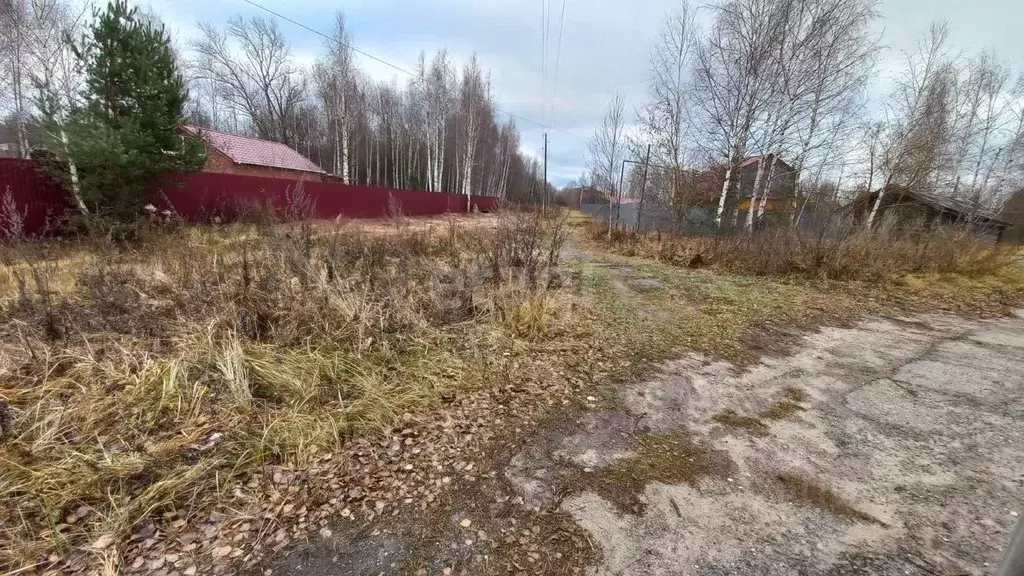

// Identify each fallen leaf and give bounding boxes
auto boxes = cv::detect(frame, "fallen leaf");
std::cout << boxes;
[213,545,233,558]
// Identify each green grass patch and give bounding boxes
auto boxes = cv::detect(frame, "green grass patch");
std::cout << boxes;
[578,428,733,515]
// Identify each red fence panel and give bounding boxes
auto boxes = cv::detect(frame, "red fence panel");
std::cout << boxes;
[155,172,502,222]
[0,159,75,239]
[0,162,502,239]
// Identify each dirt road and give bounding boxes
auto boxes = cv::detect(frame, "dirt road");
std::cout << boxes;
[509,310,1024,575]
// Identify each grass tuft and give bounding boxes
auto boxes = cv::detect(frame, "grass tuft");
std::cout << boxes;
[759,388,809,421]
[775,472,885,525]
[578,428,733,514]
[712,409,770,437]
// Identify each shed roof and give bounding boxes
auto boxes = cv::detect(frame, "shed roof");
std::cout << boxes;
[183,126,324,174]
[880,188,1008,226]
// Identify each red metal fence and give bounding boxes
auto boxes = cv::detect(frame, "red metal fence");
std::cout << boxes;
[155,172,501,221]
[0,159,501,239]
[0,159,76,238]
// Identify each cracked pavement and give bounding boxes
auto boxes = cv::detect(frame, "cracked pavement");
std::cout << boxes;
[509,310,1024,575]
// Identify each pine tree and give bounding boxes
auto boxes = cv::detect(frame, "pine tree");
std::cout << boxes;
[63,0,205,225]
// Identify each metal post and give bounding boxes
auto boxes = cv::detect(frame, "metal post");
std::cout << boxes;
[609,160,627,239]
[543,133,548,210]
[635,144,652,232]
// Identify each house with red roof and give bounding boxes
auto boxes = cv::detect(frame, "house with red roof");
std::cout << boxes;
[182,126,326,182]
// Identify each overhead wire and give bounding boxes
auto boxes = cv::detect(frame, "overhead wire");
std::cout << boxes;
[541,0,546,122]
[236,0,587,140]
[549,0,567,125]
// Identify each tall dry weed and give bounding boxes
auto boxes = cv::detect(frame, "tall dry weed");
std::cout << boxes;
[0,209,569,571]
[590,213,1017,281]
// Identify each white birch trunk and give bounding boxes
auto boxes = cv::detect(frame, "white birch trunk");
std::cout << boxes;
[60,126,87,214]
[866,179,889,228]
[340,114,350,185]
[756,155,779,219]
[744,157,768,232]
[333,120,341,176]
[716,141,742,228]
[462,137,476,210]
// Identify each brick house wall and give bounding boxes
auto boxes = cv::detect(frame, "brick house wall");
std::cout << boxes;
[202,148,324,182]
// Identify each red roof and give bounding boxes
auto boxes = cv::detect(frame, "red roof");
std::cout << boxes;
[183,126,324,174]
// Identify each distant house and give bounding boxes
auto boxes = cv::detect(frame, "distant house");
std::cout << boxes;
[579,155,799,233]
[557,185,606,208]
[849,187,1011,244]
[0,124,44,159]
[182,126,326,182]
[729,155,798,228]
[696,155,798,229]
[999,189,1024,243]
[0,125,18,159]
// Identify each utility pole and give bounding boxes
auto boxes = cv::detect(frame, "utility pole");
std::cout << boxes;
[635,144,652,232]
[543,132,548,208]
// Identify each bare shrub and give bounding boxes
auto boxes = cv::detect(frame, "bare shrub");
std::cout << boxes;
[283,181,315,222]
[387,192,404,219]
[0,188,27,242]
[588,213,1018,281]
[488,208,569,288]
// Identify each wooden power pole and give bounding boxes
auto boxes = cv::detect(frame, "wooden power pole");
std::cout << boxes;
[543,132,548,208]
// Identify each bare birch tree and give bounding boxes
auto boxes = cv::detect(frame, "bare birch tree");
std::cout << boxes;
[312,13,355,182]
[764,0,878,229]
[190,15,305,145]
[0,0,88,209]
[866,22,952,226]
[692,0,786,229]
[422,51,456,192]
[637,1,698,223]
[1,0,32,156]
[459,55,489,207]
[586,92,627,234]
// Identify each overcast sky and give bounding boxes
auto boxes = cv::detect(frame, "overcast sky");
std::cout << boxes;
[139,0,1024,187]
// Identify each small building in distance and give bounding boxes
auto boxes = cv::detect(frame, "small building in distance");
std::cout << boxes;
[556,185,607,208]
[849,187,1011,244]
[183,126,326,182]
[999,188,1024,243]
[730,155,798,229]
[0,125,20,159]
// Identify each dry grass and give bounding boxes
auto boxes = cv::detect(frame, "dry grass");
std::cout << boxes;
[572,428,733,515]
[585,215,1020,282]
[759,388,809,421]
[0,209,568,572]
[712,389,809,436]
[775,472,884,525]
[712,410,771,436]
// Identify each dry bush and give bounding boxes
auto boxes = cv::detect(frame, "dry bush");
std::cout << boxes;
[0,209,567,571]
[588,214,1018,282]
[488,207,569,288]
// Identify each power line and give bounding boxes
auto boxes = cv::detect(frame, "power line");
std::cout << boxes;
[549,0,567,125]
[236,0,587,140]
[541,0,546,121]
